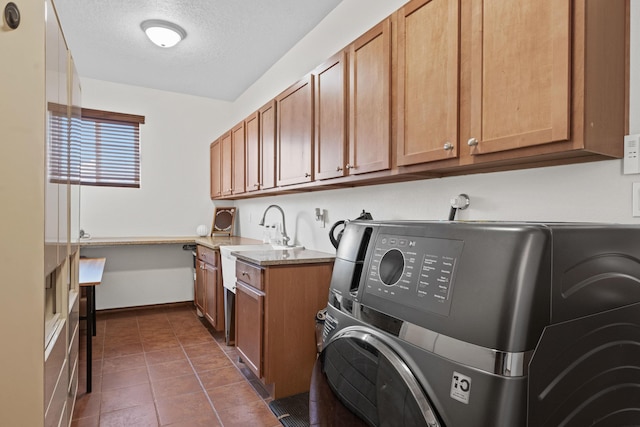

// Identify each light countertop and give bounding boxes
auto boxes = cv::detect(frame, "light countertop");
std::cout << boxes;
[79,235,261,248]
[233,248,335,266]
[79,236,334,266]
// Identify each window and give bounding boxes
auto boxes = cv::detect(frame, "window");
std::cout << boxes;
[79,108,145,188]
[48,106,145,188]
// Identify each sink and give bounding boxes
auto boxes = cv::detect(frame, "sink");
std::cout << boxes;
[220,243,305,293]
[219,244,273,257]
[219,243,302,257]
[270,244,304,250]
[219,244,273,293]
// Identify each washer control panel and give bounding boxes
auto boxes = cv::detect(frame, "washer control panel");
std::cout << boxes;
[364,233,464,316]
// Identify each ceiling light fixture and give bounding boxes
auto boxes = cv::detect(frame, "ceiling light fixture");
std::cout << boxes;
[141,19,186,48]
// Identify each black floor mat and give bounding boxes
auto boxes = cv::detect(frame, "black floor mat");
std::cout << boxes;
[268,392,310,427]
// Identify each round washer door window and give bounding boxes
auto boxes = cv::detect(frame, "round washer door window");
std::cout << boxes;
[322,330,441,427]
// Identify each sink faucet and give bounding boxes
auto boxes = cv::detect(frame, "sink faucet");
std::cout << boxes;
[258,205,291,246]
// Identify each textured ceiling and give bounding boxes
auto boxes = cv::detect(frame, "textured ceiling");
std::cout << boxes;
[53,0,343,101]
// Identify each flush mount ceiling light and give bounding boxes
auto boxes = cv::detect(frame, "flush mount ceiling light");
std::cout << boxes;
[141,19,186,48]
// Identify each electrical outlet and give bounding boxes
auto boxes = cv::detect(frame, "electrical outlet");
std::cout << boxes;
[633,183,640,217]
[624,134,640,174]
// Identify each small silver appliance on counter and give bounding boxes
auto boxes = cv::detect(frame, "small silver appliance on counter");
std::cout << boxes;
[320,220,640,426]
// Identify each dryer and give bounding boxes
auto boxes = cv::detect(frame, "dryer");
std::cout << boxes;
[320,221,640,426]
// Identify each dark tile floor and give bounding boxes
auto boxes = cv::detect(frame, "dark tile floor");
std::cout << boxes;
[72,303,281,427]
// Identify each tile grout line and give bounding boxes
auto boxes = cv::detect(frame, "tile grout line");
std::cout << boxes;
[171,309,227,427]
[137,312,163,427]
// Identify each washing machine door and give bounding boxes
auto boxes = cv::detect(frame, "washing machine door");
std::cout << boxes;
[322,329,441,427]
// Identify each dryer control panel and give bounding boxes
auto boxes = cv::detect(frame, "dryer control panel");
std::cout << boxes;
[364,233,464,316]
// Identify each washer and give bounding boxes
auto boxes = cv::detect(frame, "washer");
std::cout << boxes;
[320,221,640,426]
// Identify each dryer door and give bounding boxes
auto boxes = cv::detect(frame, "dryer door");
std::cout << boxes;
[322,329,441,427]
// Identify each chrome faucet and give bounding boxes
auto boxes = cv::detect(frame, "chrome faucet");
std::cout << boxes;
[258,204,291,246]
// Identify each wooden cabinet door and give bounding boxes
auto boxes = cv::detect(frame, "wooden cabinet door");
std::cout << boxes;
[194,260,206,314]
[245,112,260,192]
[203,262,218,328]
[276,75,314,186]
[348,19,391,175]
[220,131,232,196]
[314,52,347,180]
[210,140,221,199]
[466,0,571,156]
[235,281,264,378]
[397,0,460,166]
[259,101,277,190]
[231,122,246,195]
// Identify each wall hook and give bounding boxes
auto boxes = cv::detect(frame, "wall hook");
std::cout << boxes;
[4,2,20,30]
[449,194,470,221]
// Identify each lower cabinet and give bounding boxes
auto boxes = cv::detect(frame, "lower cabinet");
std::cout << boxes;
[235,259,333,399]
[235,281,264,377]
[195,245,224,331]
[194,260,206,315]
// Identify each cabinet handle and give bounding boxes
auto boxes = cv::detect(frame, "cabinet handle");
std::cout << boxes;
[467,138,479,147]
[253,183,260,188]
[346,164,354,170]
[443,142,454,151]
[304,172,311,178]
[336,166,343,172]
[241,271,249,278]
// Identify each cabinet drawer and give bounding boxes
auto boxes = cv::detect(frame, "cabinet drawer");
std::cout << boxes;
[45,319,66,411]
[68,291,79,352]
[197,245,218,265]
[236,260,263,290]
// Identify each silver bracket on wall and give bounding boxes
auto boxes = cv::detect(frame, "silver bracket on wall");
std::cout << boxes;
[449,194,470,220]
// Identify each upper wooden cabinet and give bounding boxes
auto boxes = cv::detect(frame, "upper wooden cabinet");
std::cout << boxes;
[348,19,392,175]
[396,0,460,166]
[231,121,246,195]
[209,0,627,200]
[465,0,570,156]
[210,140,221,199]
[260,101,277,190]
[457,0,625,164]
[220,131,232,196]
[314,52,348,180]
[276,74,314,186]
[314,27,393,181]
[245,112,260,192]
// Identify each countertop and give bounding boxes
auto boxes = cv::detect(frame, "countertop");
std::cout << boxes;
[233,248,335,266]
[79,235,261,248]
[79,235,334,266]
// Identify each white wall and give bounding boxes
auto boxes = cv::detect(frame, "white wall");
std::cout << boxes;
[78,81,233,308]
[82,0,639,308]
[79,79,232,237]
